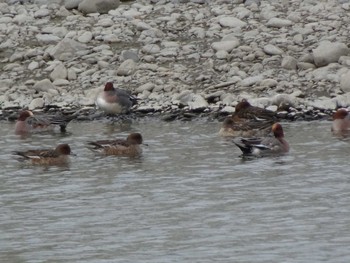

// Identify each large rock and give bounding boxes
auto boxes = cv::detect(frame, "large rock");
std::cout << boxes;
[78,0,121,14]
[116,59,136,76]
[313,41,350,67]
[219,17,247,28]
[211,40,240,52]
[48,38,89,61]
[340,70,350,93]
[65,0,83,9]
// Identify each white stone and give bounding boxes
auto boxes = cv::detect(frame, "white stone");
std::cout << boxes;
[50,64,68,81]
[78,31,93,43]
[281,56,297,70]
[33,79,56,92]
[215,50,229,59]
[116,59,136,76]
[48,38,88,61]
[142,44,160,54]
[29,98,45,110]
[36,34,61,44]
[241,75,263,86]
[78,0,121,14]
[211,40,240,52]
[34,8,51,18]
[264,44,283,55]
[28,61,39,71]
[266,18,293,28]
[219,16,247,28]
[340,70,350,93]
[313,41,350,67]
[307,97,337,110]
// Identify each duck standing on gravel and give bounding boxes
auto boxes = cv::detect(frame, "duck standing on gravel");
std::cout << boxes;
[233,123,289,157]
[95,82,138,115]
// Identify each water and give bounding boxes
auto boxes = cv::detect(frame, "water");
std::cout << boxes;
[0,119,349,262]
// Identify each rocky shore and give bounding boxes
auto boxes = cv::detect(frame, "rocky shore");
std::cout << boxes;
[1,0,350,122]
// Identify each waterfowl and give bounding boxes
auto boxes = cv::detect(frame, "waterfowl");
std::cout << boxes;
[13,144,72,165]
[219,116,273,137]
[233,123,289,157]
[87,132,143,157]
[331,108,350,135]
[95,82,137,115]
[15,110,74,134]
[235,98,278,121]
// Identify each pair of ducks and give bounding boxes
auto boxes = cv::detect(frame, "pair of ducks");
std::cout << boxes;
[220,99,350,157]
[13,82,143,166]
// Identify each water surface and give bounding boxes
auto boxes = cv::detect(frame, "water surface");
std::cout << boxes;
[0,119,349,262]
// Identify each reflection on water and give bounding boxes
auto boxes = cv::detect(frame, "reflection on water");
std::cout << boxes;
[0,119,350,262]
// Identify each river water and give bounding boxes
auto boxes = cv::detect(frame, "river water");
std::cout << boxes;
[0,118,349,262]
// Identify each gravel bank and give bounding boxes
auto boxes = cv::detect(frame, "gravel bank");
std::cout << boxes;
[1,0,349,121]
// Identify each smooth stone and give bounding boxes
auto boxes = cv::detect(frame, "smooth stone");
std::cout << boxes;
[48,38,88,61]
[28,97,45,110]
[53,79,70,86]
[307,97,337,110]
[340,70,350,92]
[297,62,316,70]
[65,0,83,9]
[211,40,240,52]
[266,18,293,28]
[28,61,40,71]
[260,78,278,87]
[219,16,247,28]
[34,8,51,18]
[121,50,139,62]
[33,79,56,92]
[78,0,121,14]
[263,44,283,55]
[272,94,298,107]
[136,83,154,93]
[241,75,263,86]
[281,56,297,70]
[78,31,93,43]
[142,44,160,54]
[50,64,68,81]
[36,34,61,44]
[116,59,136,76]
[215,50,229,59]
[313,41,350,67]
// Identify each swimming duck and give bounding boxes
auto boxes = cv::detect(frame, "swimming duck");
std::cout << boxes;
[87,132,143,157]
[219,116,273,137]
[233,123,289,157]
[13,144,72,165]
[331,108,350,135]
[15,110,73,134]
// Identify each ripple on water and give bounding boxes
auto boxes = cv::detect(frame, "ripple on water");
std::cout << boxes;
[0,120,350,262]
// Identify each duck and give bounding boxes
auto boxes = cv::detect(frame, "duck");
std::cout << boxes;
[15,110,74,134]
[331,108,350,135]
[233,123,289,157]
[219,115,273,137]
[13,144,72,165]
[95,82,138,115]
[87,132,143,157]
[234,98,278,121]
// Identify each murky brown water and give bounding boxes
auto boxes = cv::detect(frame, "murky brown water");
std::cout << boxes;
[0,119,349,262]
